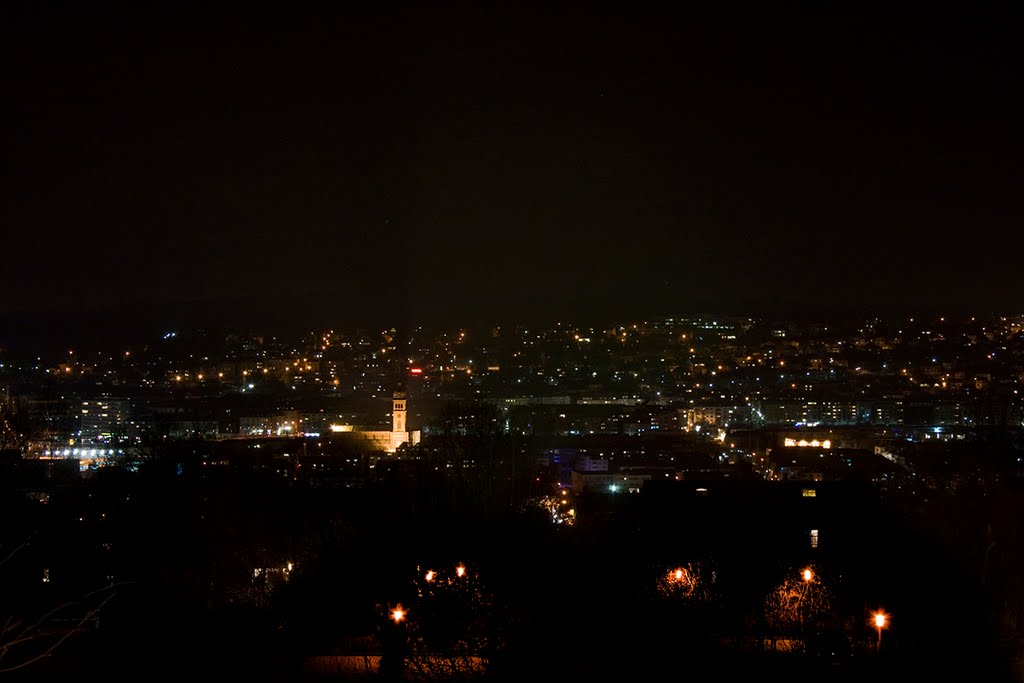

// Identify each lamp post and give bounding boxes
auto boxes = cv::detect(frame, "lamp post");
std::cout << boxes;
[799,568,813,613]
[381,604,408,681]
[799,568,813,650]
[872,610,887,655]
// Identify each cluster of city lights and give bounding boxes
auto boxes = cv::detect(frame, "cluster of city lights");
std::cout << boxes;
[783,438,833,448]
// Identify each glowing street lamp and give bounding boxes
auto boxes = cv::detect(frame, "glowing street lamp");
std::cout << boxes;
[391,606,406,624]
[797,567,815,637]
[872,610,888,653]
[455,564,466,578]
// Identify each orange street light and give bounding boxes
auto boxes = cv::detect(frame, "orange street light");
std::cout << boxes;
[455,564,466,578]
[802,568,813,583]
[391,606,406,623]
[872,610,888,653]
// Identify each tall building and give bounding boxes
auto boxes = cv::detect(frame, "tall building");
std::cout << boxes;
[392,390,407,434]
[79,398,132,446]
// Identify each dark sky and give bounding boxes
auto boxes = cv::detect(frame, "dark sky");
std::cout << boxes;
[3,2,1022,338]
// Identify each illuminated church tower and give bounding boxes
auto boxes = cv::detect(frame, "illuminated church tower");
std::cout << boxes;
[392,389,407,434]
[327,384,419,453]
[383,385,419,452]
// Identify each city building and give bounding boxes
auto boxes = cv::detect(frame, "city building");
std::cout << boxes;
[79,397,132,446]
[330,388,421,453]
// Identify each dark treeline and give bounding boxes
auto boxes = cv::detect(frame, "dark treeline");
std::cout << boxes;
[2,428,1023,681]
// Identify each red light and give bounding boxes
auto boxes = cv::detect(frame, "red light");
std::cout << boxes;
[410,368,423,374]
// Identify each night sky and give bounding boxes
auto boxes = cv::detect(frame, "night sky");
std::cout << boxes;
[3,2,1022,340]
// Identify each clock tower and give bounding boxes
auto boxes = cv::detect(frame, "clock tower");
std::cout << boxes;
[392,389,407,435]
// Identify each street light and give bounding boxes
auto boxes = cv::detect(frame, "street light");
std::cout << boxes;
[798,567,814,645]
[872,610,888,654]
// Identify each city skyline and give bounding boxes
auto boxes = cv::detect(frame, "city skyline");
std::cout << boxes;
[4,2,1022,332]
[2,300,1022,678]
